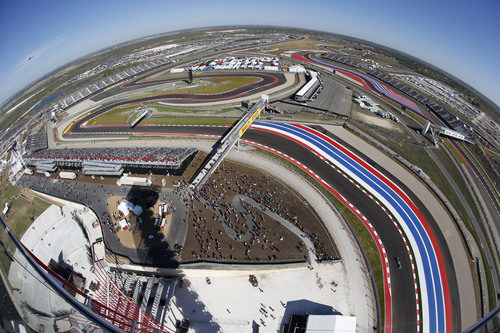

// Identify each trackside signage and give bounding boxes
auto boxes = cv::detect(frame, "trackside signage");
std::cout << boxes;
[239,107,261,137]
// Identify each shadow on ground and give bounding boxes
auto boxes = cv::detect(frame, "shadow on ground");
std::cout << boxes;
[171,278,221,333]
[280,299,341,329]
[126,186,180,268]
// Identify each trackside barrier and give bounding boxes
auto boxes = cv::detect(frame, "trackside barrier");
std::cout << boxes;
[476,259,485,318]
[463,305,500,332]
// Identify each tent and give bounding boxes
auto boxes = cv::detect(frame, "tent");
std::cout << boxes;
[118,219,128,230]
[117,199,134,217]
[133,205,143,216]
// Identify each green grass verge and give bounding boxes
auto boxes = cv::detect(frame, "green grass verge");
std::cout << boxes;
[443,139,466,164]
[147,117,237,126]
[155,106,238,114]
[87,104,138,125]
[433,148,482,222]
[127,76,260,100]
[190,76,259,94]
[479,245,498,313]
[126,86,195,100]
[0,179,50,272]
[88,101,241,125]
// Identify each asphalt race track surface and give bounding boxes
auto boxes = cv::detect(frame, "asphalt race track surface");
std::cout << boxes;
[316,127,461,332]
[66,121,441,331]
[62,69,461,330]
[90,72,286,103]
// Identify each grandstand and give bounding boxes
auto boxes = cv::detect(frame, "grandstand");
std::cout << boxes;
[368,70,473,139]
[322,52,361,68]
[294,71,322,102]
[24,147,197,176]
[109,268,178,328]
[25,132,48,154]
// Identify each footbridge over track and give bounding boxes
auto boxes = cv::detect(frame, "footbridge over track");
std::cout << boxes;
[190,95,268,189]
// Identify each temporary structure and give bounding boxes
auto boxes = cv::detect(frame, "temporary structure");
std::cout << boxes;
[117,199,134,217]
[133,205,143,216]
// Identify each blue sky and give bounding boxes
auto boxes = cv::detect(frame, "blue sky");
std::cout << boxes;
[1,0,499,107]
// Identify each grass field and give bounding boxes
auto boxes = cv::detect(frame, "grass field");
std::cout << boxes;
[153,106,238,114]
[87,102,240,125]
[127,76,260,100]
[273,38,338,51]
[87,104,139,125]
[0,177,50,272]
[147,117,237,126]
[190,76,260,94]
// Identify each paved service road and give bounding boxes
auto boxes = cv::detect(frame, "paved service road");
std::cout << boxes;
[17,176,188,268]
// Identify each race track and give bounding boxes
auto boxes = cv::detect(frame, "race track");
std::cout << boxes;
[59,67,462,331]
[292,53,423,117]
[90,72,287,103]
[65,117,465,332]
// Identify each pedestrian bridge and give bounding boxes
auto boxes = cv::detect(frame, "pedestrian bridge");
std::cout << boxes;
[190,95,268,189]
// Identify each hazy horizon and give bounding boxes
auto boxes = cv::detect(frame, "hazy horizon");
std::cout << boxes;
[1,0,499,108]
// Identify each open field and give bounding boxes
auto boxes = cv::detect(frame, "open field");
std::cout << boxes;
[85,103,239,126]
[0,176,50,272]
[190,76,260,94]
[127,76,261,100]
[146,117,237,126]
[87,104,138,124]
[273,38,337,51]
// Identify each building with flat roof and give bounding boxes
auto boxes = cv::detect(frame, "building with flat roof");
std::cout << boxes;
[284,314,356,333]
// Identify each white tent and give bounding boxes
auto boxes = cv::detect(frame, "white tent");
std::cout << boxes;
[133,205,143,216]
[118,219,129,229]
[289,65,306,73]
[117,200,134,217]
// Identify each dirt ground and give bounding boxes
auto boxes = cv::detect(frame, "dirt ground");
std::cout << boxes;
[350,104,404,134]
[181,154,340,264]
[106,193,172,249]
[36,151,339,265]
